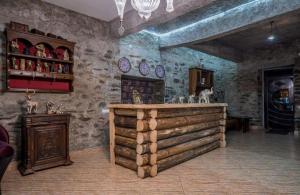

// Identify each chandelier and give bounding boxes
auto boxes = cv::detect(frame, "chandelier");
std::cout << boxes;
[114,0,174,35]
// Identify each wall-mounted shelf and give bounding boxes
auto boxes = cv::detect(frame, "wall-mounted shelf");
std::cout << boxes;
[5,24,75,93]
[189,68,214,95]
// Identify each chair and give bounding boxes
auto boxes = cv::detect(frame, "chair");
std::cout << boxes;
[0,125,14,193]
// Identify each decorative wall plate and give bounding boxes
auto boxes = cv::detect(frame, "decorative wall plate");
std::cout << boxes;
[139,61,150,76]
[155,65,165,78]
[118,57,131,73]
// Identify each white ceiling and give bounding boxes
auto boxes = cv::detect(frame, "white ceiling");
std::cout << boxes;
[42,0,133,22]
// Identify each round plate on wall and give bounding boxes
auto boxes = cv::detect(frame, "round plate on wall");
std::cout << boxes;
[155,65,165,78]
[118,57,131,73]
[139,61,150,76]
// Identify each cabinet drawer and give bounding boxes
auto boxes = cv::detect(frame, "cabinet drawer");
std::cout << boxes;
[25,115,69,125]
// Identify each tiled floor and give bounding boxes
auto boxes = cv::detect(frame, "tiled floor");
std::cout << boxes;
[2,131,300,195]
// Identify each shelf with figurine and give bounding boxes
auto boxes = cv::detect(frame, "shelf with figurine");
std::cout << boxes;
[5,22,75,93]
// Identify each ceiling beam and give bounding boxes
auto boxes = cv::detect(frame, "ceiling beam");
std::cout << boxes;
[109,0,217,38]
[160,0,300,48]
[189,41,244,62]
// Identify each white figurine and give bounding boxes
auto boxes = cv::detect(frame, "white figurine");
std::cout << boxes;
[199,87,214,103]
[188,94,195,103]
[25,89,38,114]
[179,96,185,104]
[171,96,177,104]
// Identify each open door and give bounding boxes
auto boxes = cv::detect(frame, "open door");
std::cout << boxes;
[264,68,294,134]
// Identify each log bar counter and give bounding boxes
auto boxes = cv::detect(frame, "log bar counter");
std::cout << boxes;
[108,103,227,178]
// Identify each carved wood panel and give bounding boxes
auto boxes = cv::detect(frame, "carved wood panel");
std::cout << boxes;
[33,124,66,165]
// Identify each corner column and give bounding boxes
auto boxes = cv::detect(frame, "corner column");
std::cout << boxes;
[220,106,227,148]
[109,108,116,164]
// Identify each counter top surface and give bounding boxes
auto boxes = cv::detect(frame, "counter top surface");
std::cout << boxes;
[108,103,227,109]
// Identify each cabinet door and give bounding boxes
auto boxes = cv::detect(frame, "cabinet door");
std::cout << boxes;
[189,70,199,95]
[32,124,66,166]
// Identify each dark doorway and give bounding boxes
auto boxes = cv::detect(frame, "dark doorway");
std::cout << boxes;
[264,67,294,134]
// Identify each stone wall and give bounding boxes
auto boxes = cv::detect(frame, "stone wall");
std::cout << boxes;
[160,47,238,113]
[0,0,236,159]
[236,40,300,127]
[0,0,163,158]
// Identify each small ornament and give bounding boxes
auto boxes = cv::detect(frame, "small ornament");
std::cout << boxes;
[179,96,185,104]
[11,40,19,53]
[12,57,18,70]
[44,62,50,73]
[155,65,165,78]
[118,57,131,73]
[46,101,63,114]
[55,48,64,60]
[36,62,42,72]
[198,87,214,103]
[36,44,47,58]
[25,89,38,114]
[132,90,142,104]
[20,59,26,71]
[139,60,150,76]
[188,94,195,104]
[24,47,30,55]
[64,64,70,73]
[63,50,70,61]
[26,60,34,71]
[29,46,37,56]
[50,63,55,72]
[58,64,63,73]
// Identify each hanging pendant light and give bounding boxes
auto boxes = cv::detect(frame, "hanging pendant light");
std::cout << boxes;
[114,0,127,35]
[166,0,174,12]
[267,21,276,41]
[131,0,161,20]
[114,0,174,35]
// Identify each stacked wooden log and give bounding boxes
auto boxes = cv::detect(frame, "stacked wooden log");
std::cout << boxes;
[110,106,226,178]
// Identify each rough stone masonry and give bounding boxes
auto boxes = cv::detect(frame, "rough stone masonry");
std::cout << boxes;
[0,0,236,159]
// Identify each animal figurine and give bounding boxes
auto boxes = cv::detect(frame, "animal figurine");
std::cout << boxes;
[171,96,177,104]
[25,89,38,114]
[132,90,142,104]
[46,101,64,114]
[188,94,195,103]
[199,87,214,103]
[46,101,56,114]
[179,96,185,104]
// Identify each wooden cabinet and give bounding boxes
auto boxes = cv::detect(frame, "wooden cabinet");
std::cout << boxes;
[189,68,214,95]
[18,114,72,175]
[6,23,75,93]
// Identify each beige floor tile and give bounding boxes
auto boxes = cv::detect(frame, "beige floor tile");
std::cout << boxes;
[2,131,300,194]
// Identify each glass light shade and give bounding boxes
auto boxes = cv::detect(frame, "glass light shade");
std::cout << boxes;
[114,0,127,19]
[114,0,127,35]
[131,0,160,20]
[166,0,174,12]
